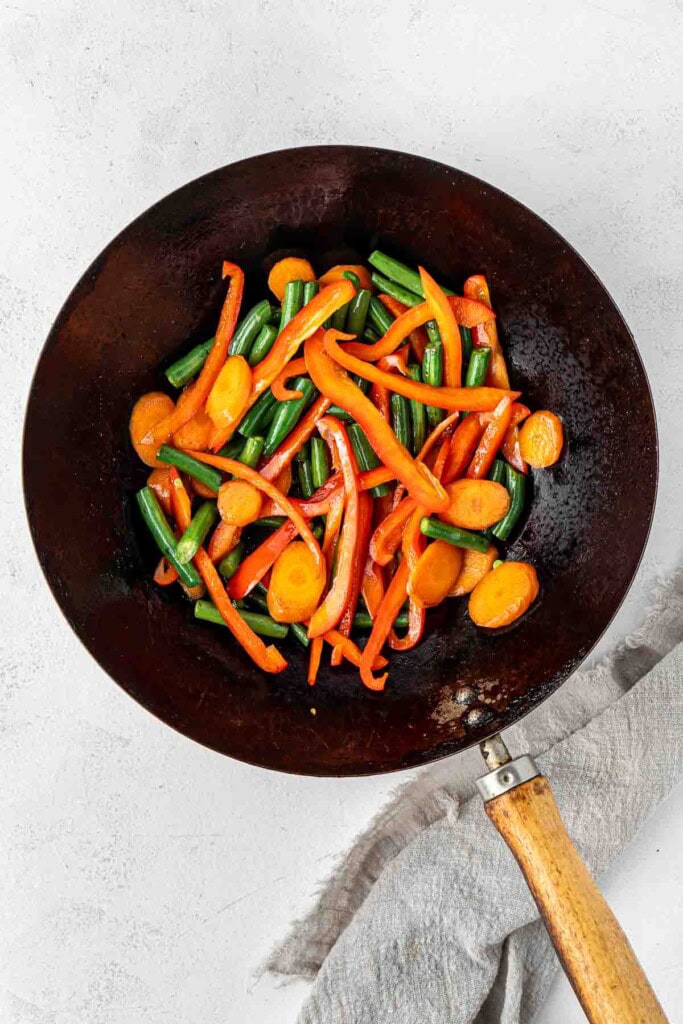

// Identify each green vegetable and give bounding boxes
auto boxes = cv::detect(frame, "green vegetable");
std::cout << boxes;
[406,364,427,455]
[136,487,201,587]
[165,337,214,389]
[345,285,372,337]
[425,320,441,347]
[492,559,504,569]
[460,326,473,365]
[290,622,310,648]
[157,445,222,493]
[310,436,330,490]
[342,270,361,289]
[492,466,526,541]
[247,323,278,367]
[370,272,421,308]
[296,451,315,498]
[264,377,316,455]
[238,389,278,437]
[229,299,273,358]
[363,326,380,344]
[390,392,410,449]
[422,339,444,429]
[218,542,244,581]
[368,296,394,336]
[218,436,246,459]
[327,404,354,421]
[352,611,409,630]
[250,516,286,530]
[368,250,454,298]
[489,458,507,485]
[302,280,319,305]
[348,423,390,498]
[331,303,349,331]
[465,347,491,388]
[419,516,489,553]
[237,436,265,468]
[176,500,218,564]
[311,521,324,542]
[194,600,289,639]
[279,279,305,331]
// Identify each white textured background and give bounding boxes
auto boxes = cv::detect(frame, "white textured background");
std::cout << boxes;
[2,1,683,1022]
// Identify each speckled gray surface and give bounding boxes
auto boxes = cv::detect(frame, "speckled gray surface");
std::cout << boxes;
[2,1,682,1022]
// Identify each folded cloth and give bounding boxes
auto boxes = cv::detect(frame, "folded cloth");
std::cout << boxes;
[266,571,683,1023]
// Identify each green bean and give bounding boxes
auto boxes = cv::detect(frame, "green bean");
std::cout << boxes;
[218,436,246,459]
[331,303,349,331]
[327,404,355,422]
[279,279,305,331]
[247,323,278,367]
[460,326,473,365]
[342,270,361,289]
[290,622,310,648]
[311,522,324,542]
[302,280,319,305]
[218,541,244,581]
[363,326,380,344]
[165,337,214,389]
[157,445,222,493]
[176,500,218,564]
[370,272,421,308]
[492,466,526,541]
[406,364,427,455]
[368,250,454,298]
[368,296,394,335]
[238,389,278,437]
[264,377,316,455]
[297,458,314,498]
[420,516,489,553]
[245,586,270,613]
[465,347,491,388]
[250,516,286,530]
[390,393,410,449]
[269,307,282,325]
[345,284,371,337]
[135,487,201,587]
[348,423,391,498]
[489,458,507,485]
[352,611,409,630]
[422,340,444,429]
[194,600,289,639]
[310,436,330,489]
[425,320,441,347]
[237,435,265,468]
[229,299,273,358]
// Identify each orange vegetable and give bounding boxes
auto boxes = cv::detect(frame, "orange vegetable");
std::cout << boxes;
[378,294,429,361]
[345,302,431,362]
[305,331,449,512]
[323,628,388,671]
[463,274,510,389]
[267,541,326,624]
[449,544,498,597]
[229,521,296,599]
[467,396,514,479]
[270,358,308,400]
[443,416,484,483]
[268,257,316,301]
[154,556,178,586]
[130,392,175,467]
[319,264,373,292]
[359,559,410,691]
[369,496,416,566]
[408,540,463,608]
[207,521,242,562]
[308,637,324,687]
[447,295,498,328]
[147,467,173,515]
[144,262,244,446]
[273,463,292,495]
[169,467,192,526]
[440,479,511,530]
[217,479,263,527]
[500,424,527,474]
[361,557,385,620]
[420,267,461,388]
[259,395,332,482]
[519,410,564,468]
[468,561,539,628]
[335,491,373,643]
[205,355,252,433]
[388,600,425,651]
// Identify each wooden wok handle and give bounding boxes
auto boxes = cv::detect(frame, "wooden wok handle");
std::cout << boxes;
[485,773,668,1024]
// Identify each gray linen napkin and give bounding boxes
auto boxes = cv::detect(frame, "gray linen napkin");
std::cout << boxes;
[266,570,683,1023]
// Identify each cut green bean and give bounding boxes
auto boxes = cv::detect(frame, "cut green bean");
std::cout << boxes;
[489,458,507,485]
[348,423,391,498]
[406,364,427,456]
[423,339,445,428]
[368,296,394,335]
[237,436,265,468]
[165,337,214,389]
[302,280,319,305]
[238,389,278,437]
[425,320,441,347]
[157,445,222,493]
[390,393,410,450]
[310,436,330,489]
[218,436,246,459]
[290,622,310,648]
[218,541,244,581]
[492,466,526,541]
[245,587,270,613]
[327,404,355,422]
[194,600,289,639]
[346,288,371,337]
[136,487,201,587]
[492,559,504,569]
[229,299,273,358]
[368,250,454,298]
[176,500,218,564]
[460,326,473,365]
[264,377,315,455]
[331,303,350,331]
[250,515,286,530]
[311,522,324,542]
[352,611,409,630]
[279,279,305,331]
[466,347,491,388]
[420,516,489,553]
[247,323,278,367]
[342,270,361,289]
[363,326,380,344]
[297,456,315,498]
[370,272,422,308]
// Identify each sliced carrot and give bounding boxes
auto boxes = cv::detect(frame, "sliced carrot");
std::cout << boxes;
[519,410,564,468]
[130,392,175,467]
[408,540,463,608]
[154,556,178,586]
[205,355,252,433]
[207,521,241,562]
[268,257,316,302]
[449,544,498,597]
[267,540,326,624]
[319,264,373,292]
[469,561,539,628]
[147,467,173,515]
[217,479,263,527]
[168,467,192,525]
[192,476,219,499]
[172,397,213,451]
[440,479,511,530]
[466,396,514,479]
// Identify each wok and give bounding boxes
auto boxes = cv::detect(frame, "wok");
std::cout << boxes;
[23,146,662,1022]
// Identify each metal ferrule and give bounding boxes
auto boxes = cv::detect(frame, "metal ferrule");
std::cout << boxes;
[476,754,541,803]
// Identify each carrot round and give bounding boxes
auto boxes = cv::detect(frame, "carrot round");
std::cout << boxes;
[449,544,499,596]
[268,257,316,302]
[440,479,511,530]
[205,355,252,431]
[319,264,373,292]
[267,541,326,623]
[172,400,213,451]
[147,467,173,515]
[468,561,539,628]
[217,479,263,527]
[519,410,564,468]
[408,540,463,608]
[130,392,175,467]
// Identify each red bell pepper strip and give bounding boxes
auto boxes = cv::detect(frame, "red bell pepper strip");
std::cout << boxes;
[308,417,361,638]
[379,294,429,361]
[467,396,514,479]
[478,401,530,427]
[229,520,297,599]
[154,556,178,586]
[335,490,374,639]
[389,601,425,651]
[369,497,416,566]
[304,331,449,512]
[420,267,462,388]
[144,263,244,445]
[377,347,411,376]
[270,357,308,400]
[361,557,386,619]
[308,637,323,687]
[259,395,332,482]
[463,274,510,390]
[501,424,528,474]
[359,559,410,691]
[324,629,388,671]
[443,416,485,483]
